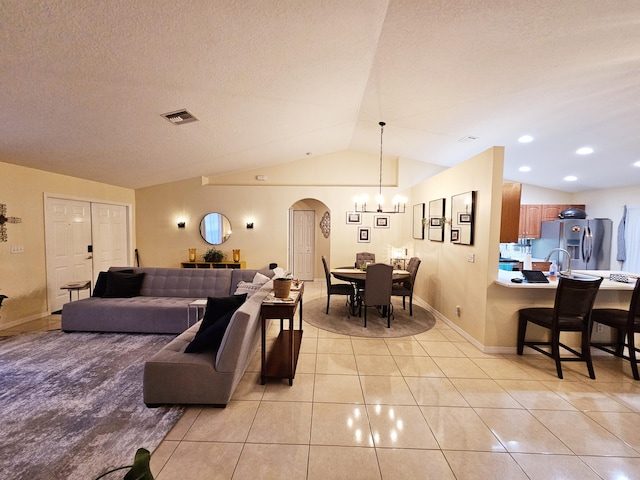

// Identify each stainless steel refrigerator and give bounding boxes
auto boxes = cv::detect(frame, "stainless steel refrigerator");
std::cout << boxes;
[531,219,612,271]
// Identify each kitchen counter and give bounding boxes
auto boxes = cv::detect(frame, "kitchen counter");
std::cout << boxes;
[495,269,637,290]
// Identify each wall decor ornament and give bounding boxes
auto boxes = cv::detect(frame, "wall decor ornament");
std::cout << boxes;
[413,203,425,240]
[320,211,331,238]
[0,203,22,242]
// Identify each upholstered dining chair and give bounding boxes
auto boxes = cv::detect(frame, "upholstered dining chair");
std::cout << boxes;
[355,252,376,268]
[392,257,421,315]
[590,278,640,380]
[321,256,353,314]
[517,275,603,379]
[362,263,393,328]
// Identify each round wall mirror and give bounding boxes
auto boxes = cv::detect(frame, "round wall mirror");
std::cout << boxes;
[199,212,232,245]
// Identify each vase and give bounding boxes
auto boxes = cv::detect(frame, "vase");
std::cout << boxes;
[273,279,291,299]
[232,249,240,262]
[188,248,197,262]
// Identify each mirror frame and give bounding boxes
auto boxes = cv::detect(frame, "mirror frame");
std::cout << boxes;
[450,191,476,245]
[428,198,446,242]
[413,203,425,240]
[199,212,232,245]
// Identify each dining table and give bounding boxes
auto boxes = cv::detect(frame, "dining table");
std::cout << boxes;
[331,267,411,316]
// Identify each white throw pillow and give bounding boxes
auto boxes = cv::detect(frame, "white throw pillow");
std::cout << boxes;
[252,272,270,285]
[234,281,262,297]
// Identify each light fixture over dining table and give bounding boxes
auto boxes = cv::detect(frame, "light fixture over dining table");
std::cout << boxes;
[352,121,407,214]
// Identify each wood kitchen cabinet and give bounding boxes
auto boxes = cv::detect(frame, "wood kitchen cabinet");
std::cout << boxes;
[518,204,586,239]
[500,183,521,243]
[519,204,542,239]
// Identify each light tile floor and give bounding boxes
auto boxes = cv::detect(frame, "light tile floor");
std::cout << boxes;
[3,282,640,479]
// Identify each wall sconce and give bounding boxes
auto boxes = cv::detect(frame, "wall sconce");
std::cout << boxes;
[177,221,186,229]
[246,222,254,229]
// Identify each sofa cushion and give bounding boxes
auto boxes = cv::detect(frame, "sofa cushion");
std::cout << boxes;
[184,309,234,353]
[234,281,263,297]
[184,294,247,352]
[93,269,133,297]
[102,271,145,298]
[252,272,270,285]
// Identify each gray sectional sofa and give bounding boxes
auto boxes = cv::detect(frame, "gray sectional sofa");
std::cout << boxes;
[61,267,271,334]
[61,266,275,407]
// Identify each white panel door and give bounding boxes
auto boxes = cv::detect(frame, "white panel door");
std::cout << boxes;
[293,210,314,280]
[45,198,93,312]
[91,203,129,279]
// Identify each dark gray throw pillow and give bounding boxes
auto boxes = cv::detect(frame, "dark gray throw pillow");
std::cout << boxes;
[102,271,145,298]
[185,293,247,353]
[93,269,134,297]
[184,310,235,353]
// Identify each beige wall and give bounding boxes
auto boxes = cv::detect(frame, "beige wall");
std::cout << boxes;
[409,147,504,347]
[0,162,135,327]
[134,151,424,273]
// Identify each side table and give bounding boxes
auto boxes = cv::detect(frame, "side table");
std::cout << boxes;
[188,299,207,328]
[260,283,304,386]
[60,281,91,302]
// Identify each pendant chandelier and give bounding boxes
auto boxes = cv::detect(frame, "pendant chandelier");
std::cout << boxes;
[352,121,407,214]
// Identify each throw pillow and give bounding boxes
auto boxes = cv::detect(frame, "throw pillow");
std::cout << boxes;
[184,309,234,353]
[234,281,262,297]
[199,293,248,330]
[93,269,134,297]
[252,272,270,285]
[102,271,145,298]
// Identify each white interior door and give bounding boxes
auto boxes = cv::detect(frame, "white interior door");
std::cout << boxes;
[293,210,314,280]
[91,203,129,278]
[45,198,93,312]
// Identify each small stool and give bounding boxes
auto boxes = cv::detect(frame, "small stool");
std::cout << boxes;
[61,281,91,302]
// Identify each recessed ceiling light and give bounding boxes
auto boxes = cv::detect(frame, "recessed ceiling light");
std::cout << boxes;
[518,135,533,143]
[634,160,640,167]
[576,147,593,155]
[564,175,578,181]
[518,166,531,172]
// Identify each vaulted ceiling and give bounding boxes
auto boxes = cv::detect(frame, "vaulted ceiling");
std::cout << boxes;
[2,1,639,191]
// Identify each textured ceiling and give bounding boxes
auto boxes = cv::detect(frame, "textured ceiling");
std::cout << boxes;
[1,0,639,191]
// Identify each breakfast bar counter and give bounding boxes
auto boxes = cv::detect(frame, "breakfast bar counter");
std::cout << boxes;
[485,270,636,351]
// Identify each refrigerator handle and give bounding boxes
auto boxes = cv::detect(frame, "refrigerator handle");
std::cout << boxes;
[581,228,588,262]
[586,227,592,264]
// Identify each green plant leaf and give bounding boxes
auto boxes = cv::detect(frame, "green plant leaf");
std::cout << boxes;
[123,448,154,480]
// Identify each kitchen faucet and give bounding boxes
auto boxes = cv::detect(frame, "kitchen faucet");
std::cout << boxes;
[544,248,571,276]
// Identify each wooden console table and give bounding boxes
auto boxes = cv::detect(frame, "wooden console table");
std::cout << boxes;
[181,261,246,269]
[260,283,304,386]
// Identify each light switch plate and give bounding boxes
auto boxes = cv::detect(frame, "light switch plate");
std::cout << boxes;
[10,245,24,254]
[467,253,475,263]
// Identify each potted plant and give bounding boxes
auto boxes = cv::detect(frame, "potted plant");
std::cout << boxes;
[203,248,225,263]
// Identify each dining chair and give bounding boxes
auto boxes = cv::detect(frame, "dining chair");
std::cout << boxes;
[355,252,375,268]
[517,275,603,379]
[362,263,393,328]
[392,257,421,315]
[321,256,353,314]
[590,278,640,380]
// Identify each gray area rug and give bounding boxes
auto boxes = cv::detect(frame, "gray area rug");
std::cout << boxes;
[0,331,184,479]
[305,297,436,338]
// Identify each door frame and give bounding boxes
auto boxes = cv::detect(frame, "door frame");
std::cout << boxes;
[43,193,134,313]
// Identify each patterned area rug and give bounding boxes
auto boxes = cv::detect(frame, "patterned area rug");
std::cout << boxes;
[304,297,436,338]
[0,331,183,479]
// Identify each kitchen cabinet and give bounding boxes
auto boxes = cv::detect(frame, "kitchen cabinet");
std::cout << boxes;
[518,204,586,239]
[500,183,521,243]
[519,204,542,239]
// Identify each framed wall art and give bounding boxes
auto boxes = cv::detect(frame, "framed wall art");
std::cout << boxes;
[450,191,476,245]
[428,198,445,242]
[346,212,362,225]
[374,215,389,228]
[357,227,371,243]
[413,203,425,239]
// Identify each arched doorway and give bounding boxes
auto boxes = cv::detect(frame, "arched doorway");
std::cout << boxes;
[288,198,330,281]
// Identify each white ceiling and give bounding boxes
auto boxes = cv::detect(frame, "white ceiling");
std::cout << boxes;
[2,0,639,191]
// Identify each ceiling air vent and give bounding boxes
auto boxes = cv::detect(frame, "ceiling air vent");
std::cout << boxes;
[161,109,198,125]
[458,135,479,143]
